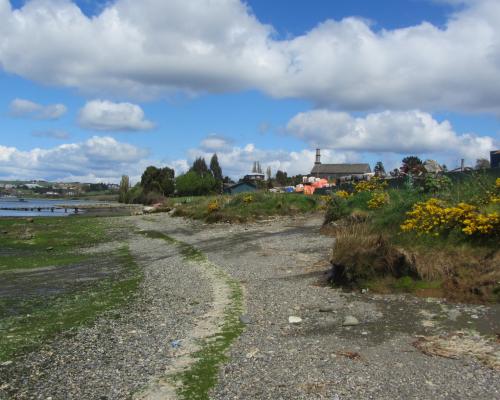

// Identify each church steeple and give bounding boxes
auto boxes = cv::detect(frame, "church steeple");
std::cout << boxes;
[315,148,321,165]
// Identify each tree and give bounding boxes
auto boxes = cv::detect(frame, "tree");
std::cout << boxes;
[475,158,490,170]
[400,156,424,174]
[210,153,223,181]
[190,157,209,176]
[275,170,288,186]
[141,166,175,196]
[266,166,272,181]
[374,161,386,177]
[118,175,130,203]
[175,171,217,196]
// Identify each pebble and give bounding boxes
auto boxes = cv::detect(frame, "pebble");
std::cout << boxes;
[342,315,360,326]
[288,316,302,324]
[239,315,251,325]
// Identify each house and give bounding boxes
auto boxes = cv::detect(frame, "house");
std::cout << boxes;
[243,173,265,182]
[310,149,371,180]
[223,182,257,195]
[491,150,500,168]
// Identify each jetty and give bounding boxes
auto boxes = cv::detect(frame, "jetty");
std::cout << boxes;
[0,203,142,214]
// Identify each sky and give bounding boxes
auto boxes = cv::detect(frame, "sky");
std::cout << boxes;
[0,0,499,183]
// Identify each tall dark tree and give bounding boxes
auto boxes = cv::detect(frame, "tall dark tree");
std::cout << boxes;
[275,170,288,186]
[374,161,386,177]
[400,156,424,174]
[209,154,223,181]
[190,157,209,176]
[141,166,175,196]
[118,175,130,203]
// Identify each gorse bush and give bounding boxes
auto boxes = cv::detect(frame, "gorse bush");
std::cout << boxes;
[401,178,500,238]
[368,192,389,209]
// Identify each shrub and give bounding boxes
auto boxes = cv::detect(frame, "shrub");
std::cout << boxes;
[367,192,389,209]
[354,177,387,193]
[207,199,220,213]
[422,175,452,193]
[401,198,499,237]
[335,190,350,199]
[243,194,254,203]
[329,223,415,286]
[324,196,349,224]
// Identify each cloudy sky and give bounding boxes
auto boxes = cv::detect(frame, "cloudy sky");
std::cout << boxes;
[0,0,499,182]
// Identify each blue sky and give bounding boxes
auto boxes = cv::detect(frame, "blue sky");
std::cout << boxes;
[0,0,499,182]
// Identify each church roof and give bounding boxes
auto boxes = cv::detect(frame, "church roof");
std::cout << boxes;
[310,163,371,175]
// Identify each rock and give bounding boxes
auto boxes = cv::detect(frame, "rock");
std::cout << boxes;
[319,306,335,313]
[26,218,34,223]
[46,247,54,251]
[143,206,155,213]
[288,316,302,324]
[447,309,461,321]
[239,315,251,325]
[342,316,359,326]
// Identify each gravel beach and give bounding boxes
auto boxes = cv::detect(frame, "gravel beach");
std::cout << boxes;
[1,213,499,399]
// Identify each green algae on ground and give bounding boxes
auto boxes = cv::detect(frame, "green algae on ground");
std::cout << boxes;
[175,274,244,400]
[0,246,142,362]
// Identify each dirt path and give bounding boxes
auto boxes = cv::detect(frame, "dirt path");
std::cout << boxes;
[139,213,500,400]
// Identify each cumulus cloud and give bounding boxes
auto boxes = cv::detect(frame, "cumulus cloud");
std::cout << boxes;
[0,136,150,182]
[178,135,356,178]
[1,0,500,112]
[286,109,496,161]
[199,134,234,152]
[9,98,67,120]
[78,100,154,131]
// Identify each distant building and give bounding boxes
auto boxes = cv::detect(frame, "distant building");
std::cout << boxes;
[224,182,257,195]
[243,173,265,182]
[243,161,265,181]
[310,149,371,180]
[491,150,500,168]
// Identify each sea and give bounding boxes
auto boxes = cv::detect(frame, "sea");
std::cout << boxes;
[0,197,107,217]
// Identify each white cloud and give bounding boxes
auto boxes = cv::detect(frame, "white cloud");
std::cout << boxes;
[78,100,154,131]
[0,136,150,182]
[286,109,496,161]
[199,134,234,152]
[177,135,355,178]
[9,98,67,120]
[1,0,500,113]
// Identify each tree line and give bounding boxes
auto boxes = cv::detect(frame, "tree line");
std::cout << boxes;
[119,154,225,204]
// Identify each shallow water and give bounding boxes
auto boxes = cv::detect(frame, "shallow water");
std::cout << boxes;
[0,197,107,217]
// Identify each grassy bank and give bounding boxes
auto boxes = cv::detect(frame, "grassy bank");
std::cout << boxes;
[325,173,500,303]
[166,192,325,223]
[0,217,142,361]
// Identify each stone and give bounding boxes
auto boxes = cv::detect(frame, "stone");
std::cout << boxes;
[447,309,461,321]
[239,315,251,325]
[319,306,335,313]
[342,316,359,326]
[288,316,302,324]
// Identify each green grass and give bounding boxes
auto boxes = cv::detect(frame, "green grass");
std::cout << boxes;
[168,192,323,222]
[0,246,142,362]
